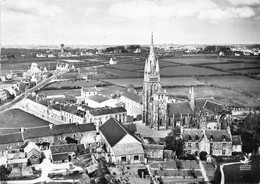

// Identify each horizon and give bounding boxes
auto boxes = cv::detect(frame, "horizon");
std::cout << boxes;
[1,0,260,45]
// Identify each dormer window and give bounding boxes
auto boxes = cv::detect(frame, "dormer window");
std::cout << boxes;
[188,134,192,141]
[195,134,199,141]
[222,133,226,141]
[210,133,213,141]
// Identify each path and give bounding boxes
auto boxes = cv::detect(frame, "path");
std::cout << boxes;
[220,160,251,184]
[197,158,209,183]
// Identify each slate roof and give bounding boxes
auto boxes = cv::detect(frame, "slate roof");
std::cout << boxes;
[52,153,69,162]
[99,118,127,147]
[50,144,77,154]
[203,100,223,112]
[182,129,204,141]
[0,132,23,145]
[52,123,79,135]
[87,95,109,103]
[78,123,96,132]
[23,126,53,139]
[205,130,231,142]
[232,135,242,145]
[167,102,193,116]
[121,91,142,104]
[89,107,126,116]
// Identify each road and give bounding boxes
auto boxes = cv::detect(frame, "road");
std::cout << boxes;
[0,73,56,112]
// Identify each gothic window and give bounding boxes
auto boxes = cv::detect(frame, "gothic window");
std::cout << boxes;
[222,150,226,155]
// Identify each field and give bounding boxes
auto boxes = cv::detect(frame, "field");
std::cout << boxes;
[160,65,229,76]
[165,86,260,107]
[204,63,260,71]
[38,84,125,97]
[97,66,142,78]
[0,108,50,134]
[161,57,223,64]
[44,79,106,89]
[105,77,205,88]
[231,68,260,74]
[199,75,260,97]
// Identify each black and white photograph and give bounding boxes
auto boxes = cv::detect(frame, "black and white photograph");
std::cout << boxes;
[0,0,260,183]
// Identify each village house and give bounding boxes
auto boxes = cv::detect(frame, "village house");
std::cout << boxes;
[50,144,78,163]
[120,91,142,119]
[0,133,24,152]
[23,142,42,164]
[99,118,144,164]
[182,129,233,156]
[143,144,164,162]
[86,107,127,129]
[81,86,97,98]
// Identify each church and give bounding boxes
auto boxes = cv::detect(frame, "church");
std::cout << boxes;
[142,33,226,130]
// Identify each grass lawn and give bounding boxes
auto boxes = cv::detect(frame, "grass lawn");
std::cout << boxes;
[0,108,50,131]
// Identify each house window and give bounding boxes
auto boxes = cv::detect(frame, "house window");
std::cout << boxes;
[222,150,226,155]
[188,143,192,148]
[187,150,191,154]
[58,136,61,140]
[222,143,226,148]
[134,155,139,160]
[121,156,126,162]
[196,143,199,149]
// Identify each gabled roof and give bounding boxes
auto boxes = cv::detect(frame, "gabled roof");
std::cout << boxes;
[52,123,79,135]
[182,129,204,142]
[89,107,126,116]
[86,95,109,103]
[99,118,127,147]
[100,118,139,147]
[232,135,242,145]
[0,132,23,145]
[205,130,231,142]
[23,126,53,139]
[121,91,142,104]
[78,123,96,132]
[167,102,193,116]
[50,144,77,154]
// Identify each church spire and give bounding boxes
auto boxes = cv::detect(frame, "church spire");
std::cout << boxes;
[149,31,155,58]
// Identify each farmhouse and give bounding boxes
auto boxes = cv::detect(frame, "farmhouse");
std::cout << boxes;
[99,118,144,164]
[182,129,233,156]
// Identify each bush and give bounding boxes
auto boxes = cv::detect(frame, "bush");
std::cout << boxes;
[199,151,207,161]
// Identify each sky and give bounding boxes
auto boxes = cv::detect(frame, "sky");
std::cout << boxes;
[1,0,260,45]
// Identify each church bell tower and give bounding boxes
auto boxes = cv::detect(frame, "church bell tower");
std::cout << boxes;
[142,32,160,126]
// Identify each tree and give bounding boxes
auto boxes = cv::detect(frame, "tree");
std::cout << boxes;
[165,128,184,156]
[0,165,12,183]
